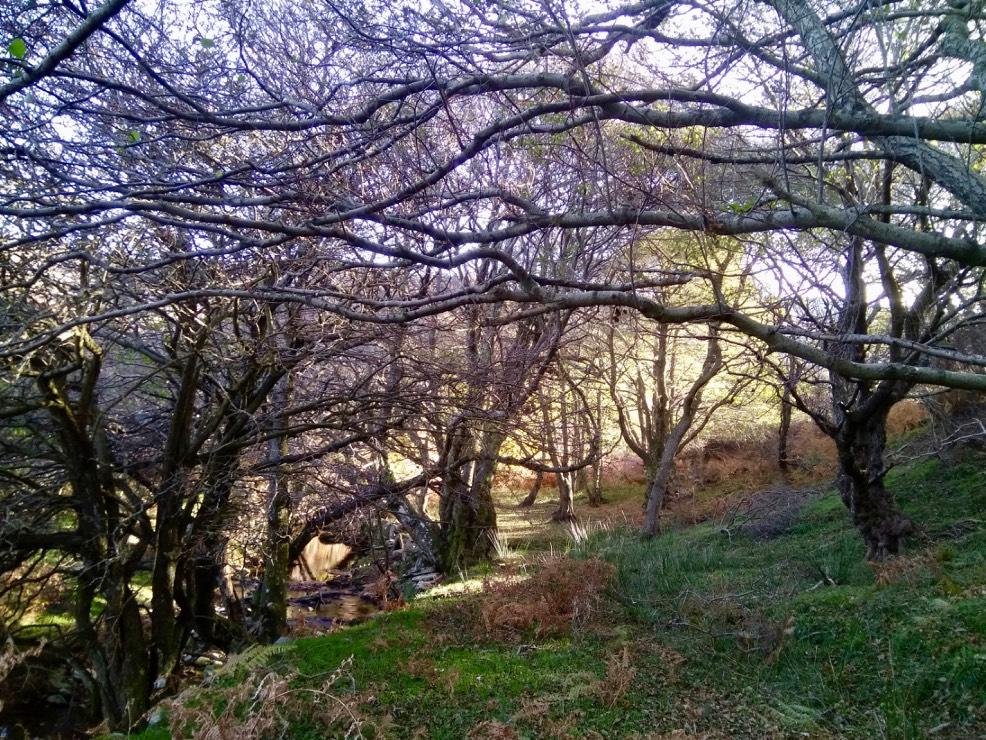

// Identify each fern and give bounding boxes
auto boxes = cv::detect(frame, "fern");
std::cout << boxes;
[213,642,293,678]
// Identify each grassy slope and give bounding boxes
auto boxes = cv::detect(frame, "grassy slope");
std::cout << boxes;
[143,453,986,739]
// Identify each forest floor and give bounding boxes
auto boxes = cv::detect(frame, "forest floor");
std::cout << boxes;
[139,450,986,739]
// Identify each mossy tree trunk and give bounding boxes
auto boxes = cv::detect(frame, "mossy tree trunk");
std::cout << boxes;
[150,347,202,683]
[834,406,913,559]
[257,483,292,641]
[257,370,293,642]
[184,453,249,650]
[438,427,502,572]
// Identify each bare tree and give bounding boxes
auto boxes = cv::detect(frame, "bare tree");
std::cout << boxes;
[2,0,986,726]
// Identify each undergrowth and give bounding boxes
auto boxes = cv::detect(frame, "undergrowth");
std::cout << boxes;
[138,452,986,739]
[447,556,614,641]
[164,656,370,739]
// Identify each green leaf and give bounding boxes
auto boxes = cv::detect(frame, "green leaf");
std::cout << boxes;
[8,38,27,60]
[126,129,141,143]
[199,37,215,48]
[726,198,756,215]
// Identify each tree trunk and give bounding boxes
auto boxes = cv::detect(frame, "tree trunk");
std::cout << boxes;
[587,445,604,507]
[438,428,501,572]
[103,585,152,730]
[778,379,793,477]
[551,472,577,521]
[438,479,497,571]
[150,352,199,681]
[73,523,151,732]
[79,581,152,731]
[824,236,913,559]
[40,344,153,731]
[256,474,291,642]
[150,482,185,684]
[835,409,913,559]
[642,440,677,536]
[588,389,605,506]
[642,326,722,537]
[184,423,253,649]
[519,470,543,507]
[256,372,292,642]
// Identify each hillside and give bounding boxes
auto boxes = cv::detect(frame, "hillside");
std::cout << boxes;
[137,451,986,739]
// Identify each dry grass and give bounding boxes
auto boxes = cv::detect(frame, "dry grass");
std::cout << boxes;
[511,696,582,738]
[633,640,687,684]
[593,645,637,707]
[432,557,615,643]
[165,655,375,739]
[870,551,937,587]
[887,400,929,433]
[363,570,405,612]
[467,718,520,739]
[477,557,614,640]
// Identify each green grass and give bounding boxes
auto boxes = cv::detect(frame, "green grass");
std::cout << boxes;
[578,453,986,738]
[140,452,986,738]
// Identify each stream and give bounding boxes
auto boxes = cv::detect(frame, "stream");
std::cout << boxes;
[285,583,382,631]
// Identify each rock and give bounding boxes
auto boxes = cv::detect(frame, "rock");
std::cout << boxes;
[404,567,441,592]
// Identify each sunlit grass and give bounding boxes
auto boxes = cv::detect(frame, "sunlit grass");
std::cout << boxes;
[494,480,644,555]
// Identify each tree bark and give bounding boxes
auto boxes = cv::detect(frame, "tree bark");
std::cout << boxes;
[642,326,722,537]
[834,408,913,559]
[150,349,200,682]
[551,472,577,522]
[778,379,793,477]
[38,333,153,731]
[256,410,291,642]
[437,427,501,572]
[77,578,151,731]
[258,487,291,641]
[642,444,677,536]
[519,470,543,507]
[588,389,605,506]
[587,465,604,507]
[810,230,919,560]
